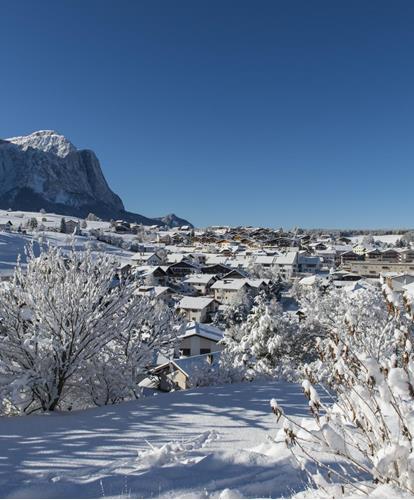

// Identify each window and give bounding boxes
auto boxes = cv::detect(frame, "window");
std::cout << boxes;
[200,348,211,355]
[180,348,191,357]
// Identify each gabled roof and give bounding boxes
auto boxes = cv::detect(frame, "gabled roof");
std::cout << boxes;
[178,296,216,310]
[210,278,250,291]
[180,321,224,342]
[168,260,199,269]
[274,252,298,265]
[222,269,247,279]
[184,274,217,285]
[131,252,160,261]
[153,352,222,378]
[254,256,276,265]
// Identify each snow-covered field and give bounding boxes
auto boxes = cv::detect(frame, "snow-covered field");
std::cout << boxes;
[0,210,111,232]
[349,234,403,245]
[0,381,316,499]
[0,230,133,279]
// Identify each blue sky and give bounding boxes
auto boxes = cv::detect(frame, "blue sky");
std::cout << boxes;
[1,1,414,228]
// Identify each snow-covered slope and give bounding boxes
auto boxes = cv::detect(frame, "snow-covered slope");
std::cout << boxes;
[0,230,133,280]
[0,131,192,227]
[0,381,309,498]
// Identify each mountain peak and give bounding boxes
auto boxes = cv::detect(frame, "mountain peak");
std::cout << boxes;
[6,130,76,158]
[0,130,193,228]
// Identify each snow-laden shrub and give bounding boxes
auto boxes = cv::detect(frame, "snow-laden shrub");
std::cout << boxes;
[0,244,180,414]
[271,290,414,496]
[296,285,397,384]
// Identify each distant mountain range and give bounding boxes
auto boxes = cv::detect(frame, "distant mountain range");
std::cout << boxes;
[0,130,192,228]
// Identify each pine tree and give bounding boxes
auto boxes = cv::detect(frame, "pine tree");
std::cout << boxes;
[60,217,67,233]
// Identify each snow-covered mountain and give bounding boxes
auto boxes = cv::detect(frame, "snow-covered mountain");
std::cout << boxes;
[0,130,192,227]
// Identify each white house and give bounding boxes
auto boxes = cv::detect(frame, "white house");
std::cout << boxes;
[178,322,224,357]
[183,274,217,296]
[297,253,322,274]
[151,351,221,391]
[177,296,219,323]
[131,252,162,266]
[272,252,299,279]
[210,278,251,303]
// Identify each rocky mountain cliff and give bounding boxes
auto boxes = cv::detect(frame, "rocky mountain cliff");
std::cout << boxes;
[0,131,192,227]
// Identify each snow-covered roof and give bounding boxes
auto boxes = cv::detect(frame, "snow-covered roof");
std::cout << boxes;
[171,351,222,378]
[178,296,216,310]
[131,252,159,261]
[134,286,172,298]
[181,322,224,342]
[166,253,185,263]
[184,274,217,285]
[246,279,269,288]
[211,278,249,291]
[205,256,230,265]
[274,252,298,265]
[299,275,319,286]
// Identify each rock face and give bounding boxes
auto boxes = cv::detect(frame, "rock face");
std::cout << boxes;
[0,131,192,227]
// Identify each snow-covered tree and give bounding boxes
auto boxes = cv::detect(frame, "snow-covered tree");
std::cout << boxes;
[27,217,38,230]
[0,244,179,414]
[81,296,182,406]
[215,288,255,329]
[221,293,311,380]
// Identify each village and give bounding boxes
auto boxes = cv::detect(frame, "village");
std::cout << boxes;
[2,209,414,393]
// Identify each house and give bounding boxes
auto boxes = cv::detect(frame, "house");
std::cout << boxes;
[309,242,327,252]
[254,255,277,268]
[365,248,382,260]
[221,269,248,280]
[177,296,219,323]
[380,249,400,262]
[331,273,362,287]
[131,252,162,266]
[116,263,132,280]
[398,248,414,263]
[0,221,12,232]
[151,351,221,391]
[272,252,299,279]
[178,322,224,357]
[134,285,175,304]
[183,274,218,296]
[133,266,168,285]
[167,260,199,278]
[114,221,131,233]
[297,253,321,274]
[166,253,186,264]
[61,219,79,234]
[341,251,364,265]
[210,278,252,303]
[345,261,414,278]
[246,279,271,291]
[201,264,232,276]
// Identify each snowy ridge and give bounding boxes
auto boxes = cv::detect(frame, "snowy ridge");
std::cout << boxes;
[6,130,76,158]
